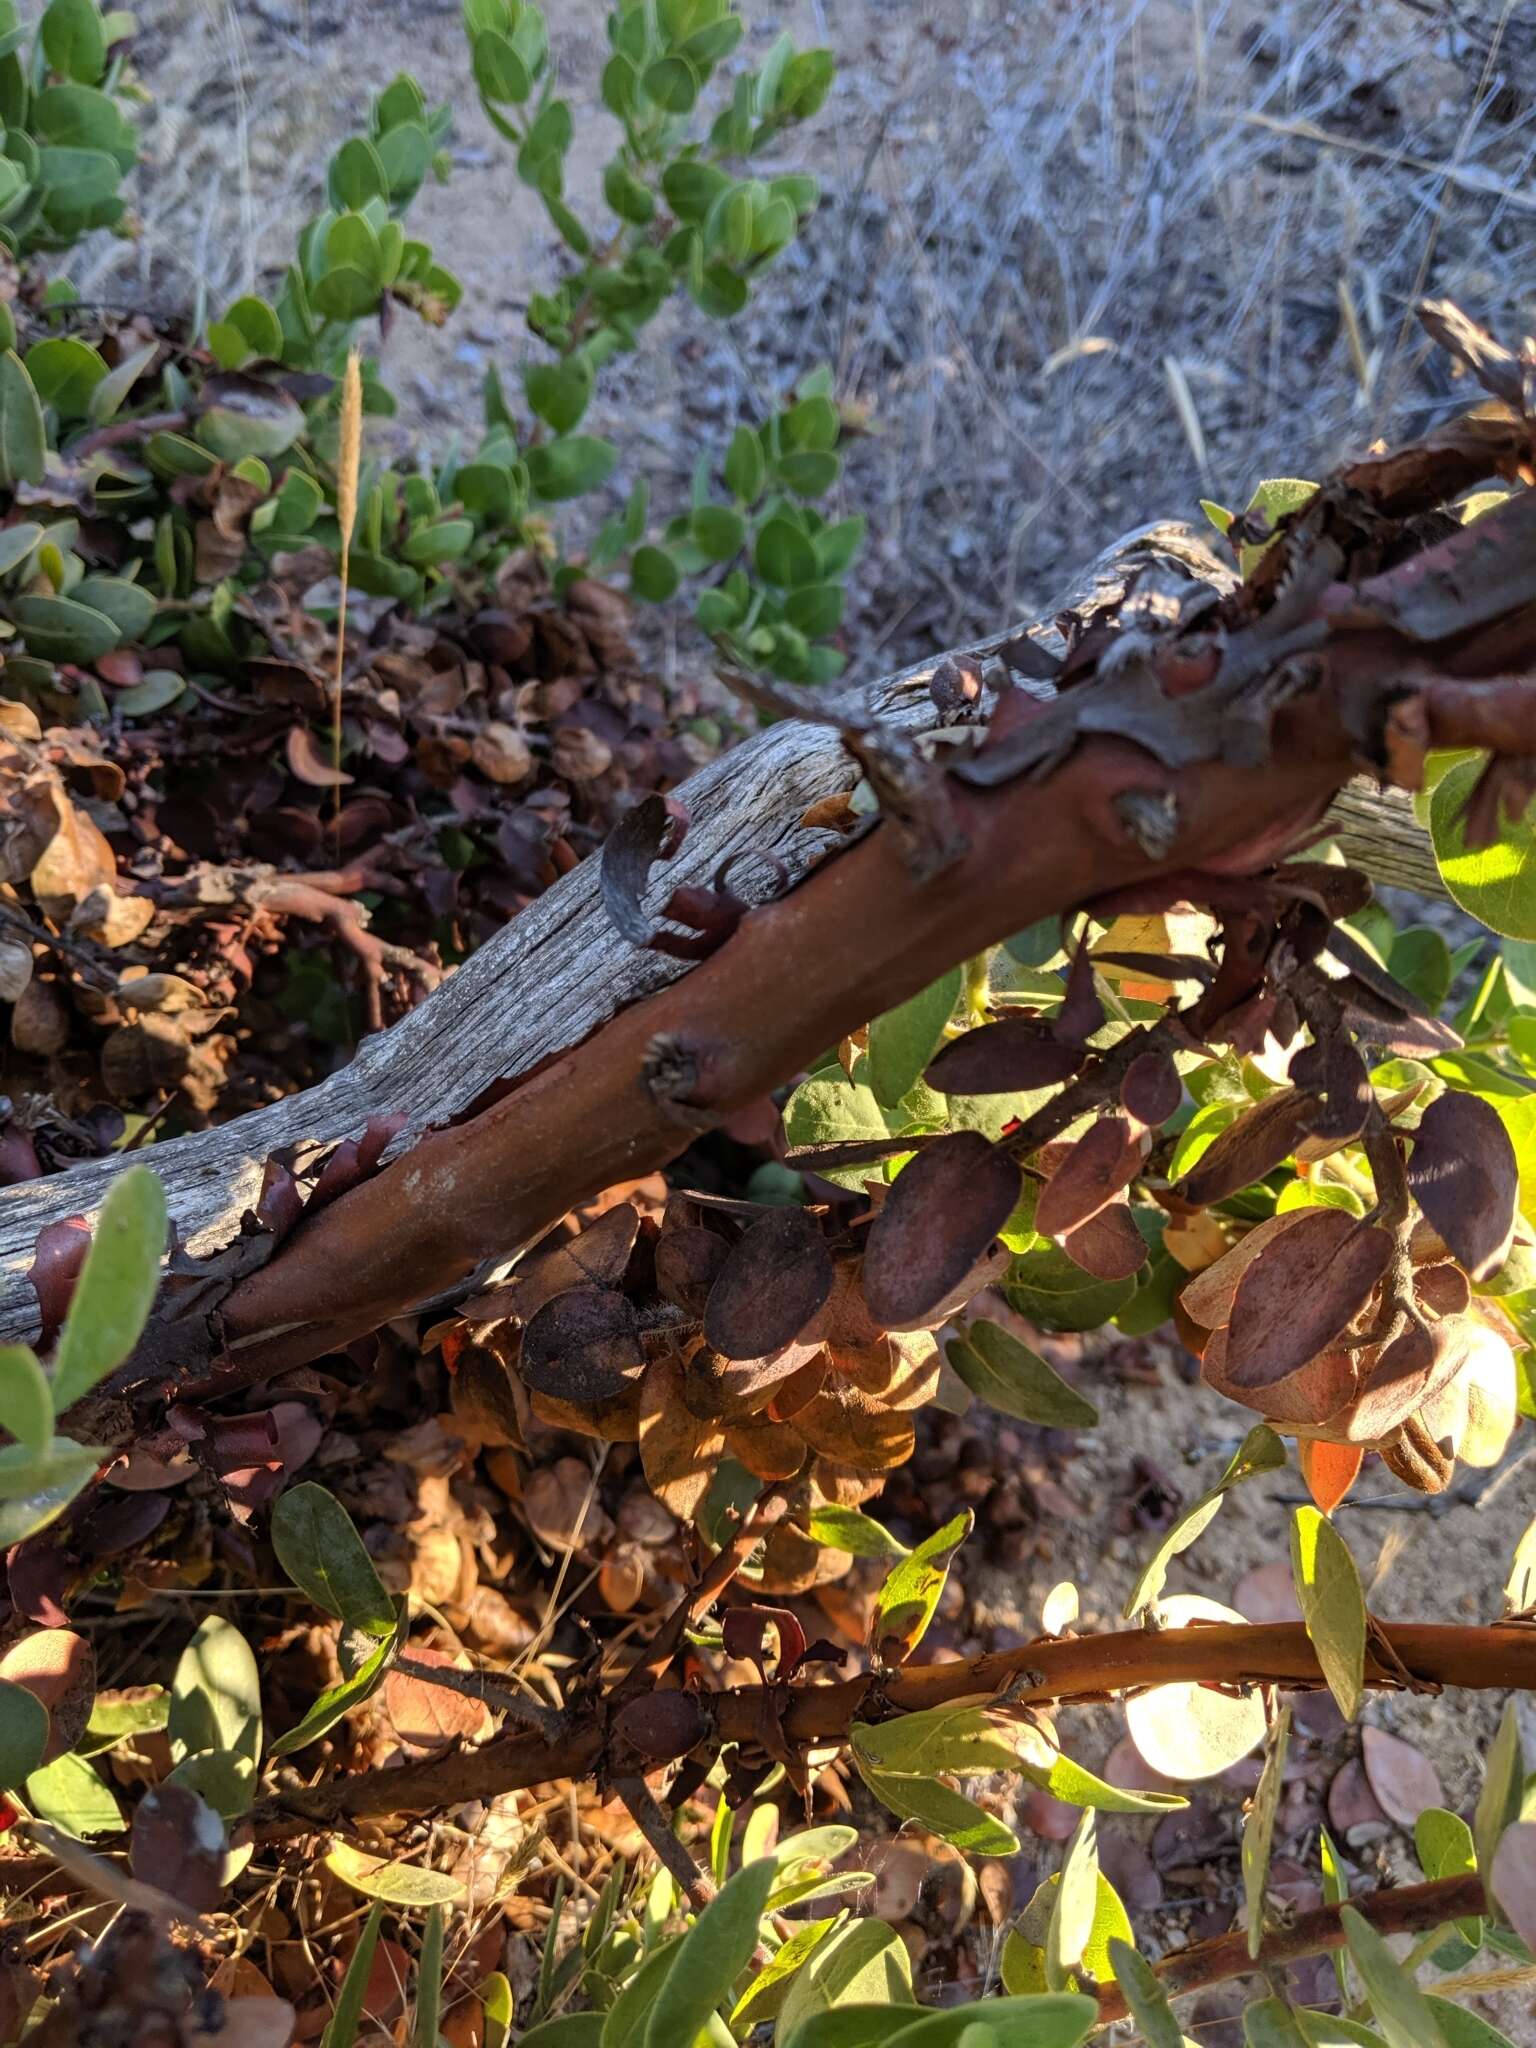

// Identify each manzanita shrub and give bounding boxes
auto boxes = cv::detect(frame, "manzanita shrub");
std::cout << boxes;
[5,823,1536,2038]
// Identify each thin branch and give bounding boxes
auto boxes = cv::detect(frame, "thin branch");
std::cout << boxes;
[622,1487,790,1694]
[612,1773,715,1913]
[1094,1871,1487,2025]
[252,1618,1536,1834]
[390,1653,565,1743]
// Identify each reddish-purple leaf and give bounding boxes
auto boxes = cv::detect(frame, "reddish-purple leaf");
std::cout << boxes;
[1361,1725,1442,1828]
[1405,1090,1519,1281]
[1055,942,1104,1046]
[704,1207,835,1361]
[721,1604,808,1681]
[307,1114,406,1210]
[1490,1823,1536,1951]
[285,723,352,788]
[654,1225,729,1317]
[519,1286,646,1402]
[1291,1034,1372,1147]
[862,1132,1022,1329]
[74,1490,171,1559]
[923,1020,1084,1095]
[29,1217,90,1350]
[1224,1210,1393,1391]
[1061,1200,1148,1280]
[1121,1050,1182,1128]
[1179,1089,1317,1207]
[5,1534,74,1626]
[129,1782,226,1913]
[1035,1114,1147,1238]
[1327,1757,1389,1847]
[599,792,691,945]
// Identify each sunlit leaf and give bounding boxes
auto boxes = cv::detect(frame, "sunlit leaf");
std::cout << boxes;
[324,1838,465,1907]
[49,1166,167,1411]
[1340,1906,1449,2048]
[1290,1509,1366,1721]
[871,1510,971,1664]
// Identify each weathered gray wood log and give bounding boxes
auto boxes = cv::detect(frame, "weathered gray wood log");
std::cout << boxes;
[0,522,1439,1341]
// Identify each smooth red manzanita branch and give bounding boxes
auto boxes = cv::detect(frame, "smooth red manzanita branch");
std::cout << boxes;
[1093,1872,1488,2025]
[253,1617,1536,1831]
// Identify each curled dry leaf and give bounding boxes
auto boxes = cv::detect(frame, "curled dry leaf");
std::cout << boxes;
[512,1204,641,1323]
[1034,1114,1147,1238]
[681,1339,821,1425]
[639,1350,727,1521]
[599,791,690,946]
[518,1286,645,1403]
[704,1207,835,1362]
[0,1628,95,1763]
[1223,1211,1392,1392]
[1405,1090,1519,1282]
[923,1019,1084,1095]
[285,723,352,788]
[1417,1320,1519,1467]
[723,1413,807,1481]
[862,1132,1021,1329]
[791,1380,917,1473]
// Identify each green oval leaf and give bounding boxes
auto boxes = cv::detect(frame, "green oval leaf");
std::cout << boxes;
[947,1320,1098,1429]
[49,1166,166,1411]
[527,434,616,502]
[1290,1508,1365,1722]
[24,334,106,416]
[168,1614,262,1770]
[0,350,45,486]
[12,592,120,663]
[867,971,960,1109]
[777,1917,914,2041]
[882,1997,1098,2048]
[0,1675,50,1789]
[271,1480,396,1637]
[269,1608,404,1756]
[1340,1906,1449,2048]
[0,1345,52,1456]
[1431,757,1536,941]
[872,1509,971,1663]
[1105,1939,1183,2048]
[26,1749,123,1836]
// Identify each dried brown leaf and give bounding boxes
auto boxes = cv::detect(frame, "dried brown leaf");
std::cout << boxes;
[1035,1113,1147,1237]
[639,1352,727,1519]
[704,1206,835,1360]
[923,1019,1084,1095]
[518,1287,645,1403]
[1224,1211,1392,1391]
[1406,1090,1519,1282]
[862,1132,1021,1329]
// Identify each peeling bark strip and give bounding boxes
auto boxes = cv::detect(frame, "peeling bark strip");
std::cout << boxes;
[253,1618,1536,1831]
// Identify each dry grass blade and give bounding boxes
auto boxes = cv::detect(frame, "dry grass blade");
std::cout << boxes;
[332,349,363,842]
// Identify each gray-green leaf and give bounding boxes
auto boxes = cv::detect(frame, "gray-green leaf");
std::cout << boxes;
[270,1480,396,1638]
[49,1166,167,1412]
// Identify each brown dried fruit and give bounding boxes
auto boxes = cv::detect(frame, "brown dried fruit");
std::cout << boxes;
[612,1688,708,1762]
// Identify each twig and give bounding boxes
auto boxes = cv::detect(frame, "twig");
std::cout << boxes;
[622,1486,790,1694]
[612,1773,715,1913]
[1094,1871,1486,2025]
[390,1653,565,1743]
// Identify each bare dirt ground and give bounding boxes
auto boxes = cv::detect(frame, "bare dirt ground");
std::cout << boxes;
[67,0,1536,2034]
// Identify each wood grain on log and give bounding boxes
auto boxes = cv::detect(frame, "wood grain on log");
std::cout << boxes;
[0,522,1439,1343]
